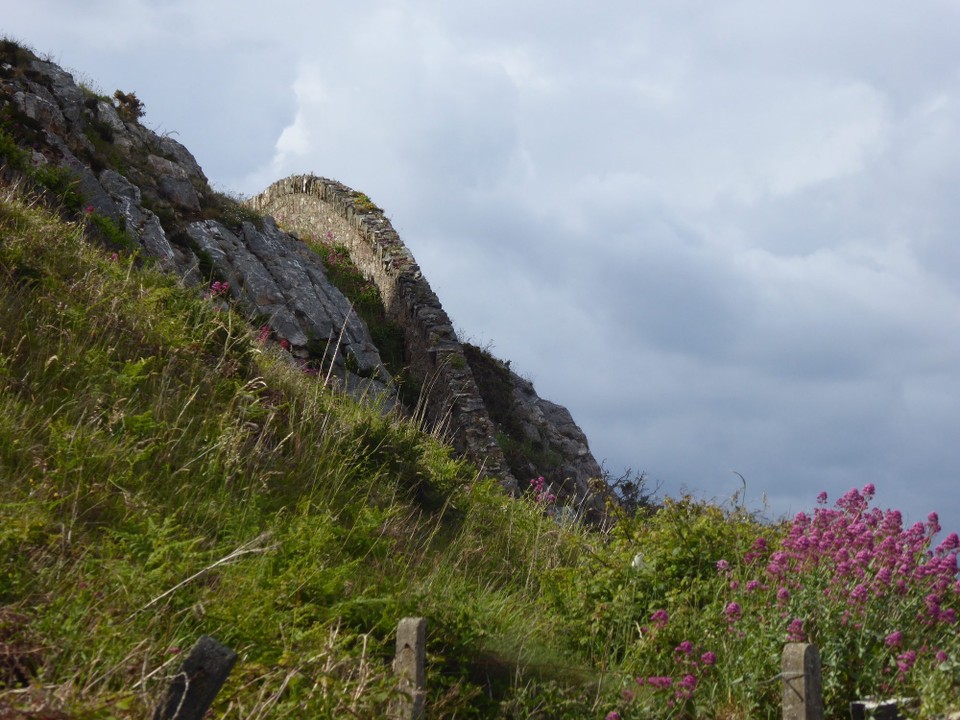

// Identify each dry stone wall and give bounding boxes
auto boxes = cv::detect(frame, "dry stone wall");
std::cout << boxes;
[249,176,518,493]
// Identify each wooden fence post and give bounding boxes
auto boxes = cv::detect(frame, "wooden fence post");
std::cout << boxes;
[782,643,824,720]
[393,617,426,720]
[152,635,237,720]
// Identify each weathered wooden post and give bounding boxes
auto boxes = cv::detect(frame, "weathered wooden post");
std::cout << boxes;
[153,635,237,720]
[782,643,824,720]
[393,617,426,720]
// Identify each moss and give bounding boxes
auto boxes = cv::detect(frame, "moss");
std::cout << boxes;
[351,191,380,214]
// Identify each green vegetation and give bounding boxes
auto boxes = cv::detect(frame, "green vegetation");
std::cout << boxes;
[352,191,381,214]
[464,342,565,485]
[310,239,417,404]
[0,184,600,717]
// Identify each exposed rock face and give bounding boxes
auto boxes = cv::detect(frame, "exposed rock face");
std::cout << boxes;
[250,176,518,491]
[251,177,609,519]
[0,44,390,398]
[462,344,608,522]
[1,42,611,519]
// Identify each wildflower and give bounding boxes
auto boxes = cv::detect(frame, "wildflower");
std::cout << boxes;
[716,559,729,572]
[817,491,828,504]
[850,584,868,602]
[896,650,917,675]
[605,713,621,720]
[700,651,717,666]
[885,631,903,647]
[651,609,669,629]
[85,205,95,214]
[937,532,960,553]
[647,676,673,690]
[109,252,119,262]
[724,602,742,622]
[279,338,291,350]
[936,650,949,664]
[786,619,805,642]
[777,587,790,604]
[746,579,761,592]
[256,325,270,343]
[674,640,694,655]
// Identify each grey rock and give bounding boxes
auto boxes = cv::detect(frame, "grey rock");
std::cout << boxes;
[13,89,66,136]
[147,154,201,211]
[185,218,392,393]
[99,169,177,271]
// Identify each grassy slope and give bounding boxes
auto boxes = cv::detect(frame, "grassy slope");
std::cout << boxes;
[0,183,604,718]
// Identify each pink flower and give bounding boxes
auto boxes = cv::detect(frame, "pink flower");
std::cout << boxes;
[884,631,902,647]
[786,619,805,642]
[647,676,673,690]
[817,491,828,504]
[674,640,694,655]
[700,651,717,666]
[651,609,669,629]
[724,602,742,622]
[716,559,729,572]
[850,584,869,602]
[897,650,917,674]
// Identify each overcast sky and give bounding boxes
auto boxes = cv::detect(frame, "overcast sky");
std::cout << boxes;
[6,1,960,534]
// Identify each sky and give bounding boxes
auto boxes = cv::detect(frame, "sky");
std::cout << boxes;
[5,1,960,535]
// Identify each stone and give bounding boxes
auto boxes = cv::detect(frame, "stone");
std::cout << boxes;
[152,635,237,720]
[782,643,823,720]
[393,618,426,720]
[99,169,177,271]
[184,217,393,397]
[849,698,905,720]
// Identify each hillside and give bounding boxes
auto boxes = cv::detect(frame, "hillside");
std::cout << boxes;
[0,37,609,523]
[2,39,960,719]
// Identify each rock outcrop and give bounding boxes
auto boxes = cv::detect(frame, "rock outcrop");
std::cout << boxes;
[0,42,389,399]
[0,41,610,519]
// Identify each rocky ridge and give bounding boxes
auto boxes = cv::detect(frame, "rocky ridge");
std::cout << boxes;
[0,40,609,519]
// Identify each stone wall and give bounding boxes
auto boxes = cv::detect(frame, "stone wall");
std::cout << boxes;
[249,176,518,493]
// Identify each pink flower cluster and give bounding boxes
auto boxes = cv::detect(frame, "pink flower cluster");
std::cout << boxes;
[206,280,230,298]
[715,483,959,686]
[528,476,556,505]
[619,610,716,711]
[774,485,958,622]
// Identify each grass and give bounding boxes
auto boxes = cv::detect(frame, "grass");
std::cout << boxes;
[0,182,604,718]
